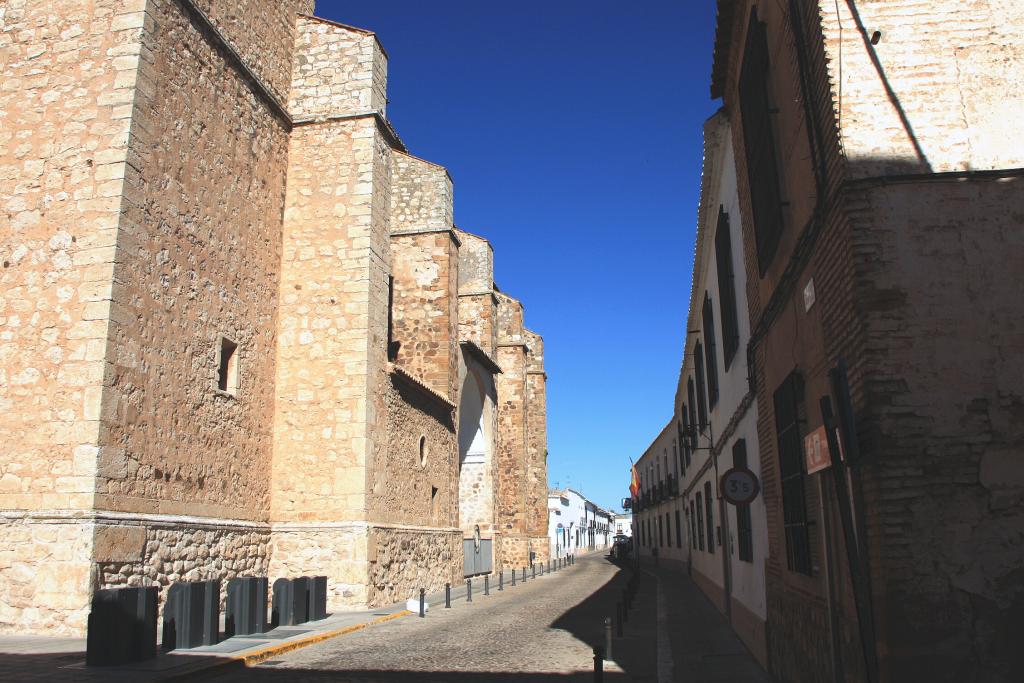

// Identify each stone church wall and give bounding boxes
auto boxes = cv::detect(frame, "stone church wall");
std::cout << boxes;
[366,370,460,606]
[97,0,289,521]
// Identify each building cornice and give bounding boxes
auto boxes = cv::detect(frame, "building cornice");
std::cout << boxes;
[389,363,456,410]
[460,340,502,375]
[292,111,408,153]
[390,227,462,247]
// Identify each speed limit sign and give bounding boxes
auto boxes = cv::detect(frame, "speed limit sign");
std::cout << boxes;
[720,467,760,505]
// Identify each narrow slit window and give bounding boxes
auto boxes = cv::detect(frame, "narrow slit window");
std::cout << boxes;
[218,337,239,395]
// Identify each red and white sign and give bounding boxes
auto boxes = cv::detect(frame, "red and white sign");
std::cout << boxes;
[804,426,832,474]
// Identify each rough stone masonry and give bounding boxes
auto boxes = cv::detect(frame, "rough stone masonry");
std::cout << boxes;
[0,0,548,636]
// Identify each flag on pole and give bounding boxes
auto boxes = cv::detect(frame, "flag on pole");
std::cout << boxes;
[629,464,641,497]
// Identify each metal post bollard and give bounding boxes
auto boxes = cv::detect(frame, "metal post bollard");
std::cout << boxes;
[484,575,489,596]
[522,567,527,583]
[593,646,604,682]
[616,603,624,635]
[466,578,473,603]
[604,617,613,661]
[499,570,504,591]
[445,583,451,609]
[532,564,536,580]
[419,589,425,618]
[511,568,516,586]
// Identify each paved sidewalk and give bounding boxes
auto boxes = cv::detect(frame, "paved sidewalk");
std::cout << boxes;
[637,559,774,682]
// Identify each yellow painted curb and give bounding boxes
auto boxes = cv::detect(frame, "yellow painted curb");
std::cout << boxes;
[237,610,412,667]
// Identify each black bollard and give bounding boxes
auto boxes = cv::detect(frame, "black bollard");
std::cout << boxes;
[484,575,490,596]
[499,570,504,591]
[548,559,552,573]
[466,578,473,603]
[593,646,604,682]
[445,582,451,609]
[532,564,536,580]
[419,588,425,618]
[605,617,613,661]
[511,568,516,586]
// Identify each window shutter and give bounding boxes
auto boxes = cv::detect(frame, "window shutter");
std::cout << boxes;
[739,8,785,275]
[715,208,741,369]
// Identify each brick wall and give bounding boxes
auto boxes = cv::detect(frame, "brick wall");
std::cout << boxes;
[718,0,1024,680]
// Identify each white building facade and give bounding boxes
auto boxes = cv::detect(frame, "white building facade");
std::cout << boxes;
[673,110,769,667]
[632,420,688,568]
[547,489,612,558]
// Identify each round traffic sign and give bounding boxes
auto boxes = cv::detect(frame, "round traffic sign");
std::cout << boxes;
[720,467,760,505]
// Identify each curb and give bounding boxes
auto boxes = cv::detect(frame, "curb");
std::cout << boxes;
[168,610,412,680]
[240,610,412,666]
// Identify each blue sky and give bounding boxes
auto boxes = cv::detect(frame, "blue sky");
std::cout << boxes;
[315,1,720,512]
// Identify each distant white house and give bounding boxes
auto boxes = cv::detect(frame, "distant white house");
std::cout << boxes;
[610,513,632,538]
[547,488,612,558]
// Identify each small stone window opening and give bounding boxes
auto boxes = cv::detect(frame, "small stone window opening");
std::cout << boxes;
[419,436,428,467]
[218,337,239,395]
[431,486,439,518]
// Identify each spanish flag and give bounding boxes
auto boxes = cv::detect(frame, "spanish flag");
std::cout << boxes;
[629,464,641,497]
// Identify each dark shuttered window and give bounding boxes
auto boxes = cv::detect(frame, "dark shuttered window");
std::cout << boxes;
[702,294,720,410]
[695,493,705,551]
[704,481,715,555]
[739,8,785,276]
[687,380,699,441]
[733,439,754,563]
[689,500,698,549]
[695,343,708,429]
[714,207,741,369]
[774,372,812,575]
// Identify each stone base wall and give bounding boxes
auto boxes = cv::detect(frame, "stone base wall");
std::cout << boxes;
[529,536,550,564]
[0,515,94,637]
[367,526,460,608]
[500,534,532,570]
[269,525,369,610]
[94,519,270,612]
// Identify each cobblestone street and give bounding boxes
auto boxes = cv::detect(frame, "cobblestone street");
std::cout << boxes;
[207,553,771,683]
[211,554,640,682]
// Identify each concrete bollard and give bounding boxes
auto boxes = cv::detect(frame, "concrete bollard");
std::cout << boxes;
[163,579,219,651]
[226,576,268,638]
[445,582,451,609]
[86,586,158,666]
[466,578,473,603]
